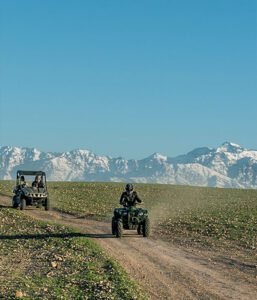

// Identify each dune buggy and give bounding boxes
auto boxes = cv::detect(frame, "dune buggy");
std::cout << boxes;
[12,170,50,211]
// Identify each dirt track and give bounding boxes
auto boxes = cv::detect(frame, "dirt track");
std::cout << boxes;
[1,195,256,300]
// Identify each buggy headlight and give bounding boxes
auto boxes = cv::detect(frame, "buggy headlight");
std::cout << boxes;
[138,212,143,216]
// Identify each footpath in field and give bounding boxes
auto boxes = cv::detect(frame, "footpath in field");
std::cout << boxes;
[0,195,256,300]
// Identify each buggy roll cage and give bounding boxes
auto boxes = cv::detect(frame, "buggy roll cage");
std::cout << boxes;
[16,170,46,177]
[16,170,47,188]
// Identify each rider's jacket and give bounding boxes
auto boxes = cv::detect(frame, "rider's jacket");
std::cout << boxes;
[119,191,142,207]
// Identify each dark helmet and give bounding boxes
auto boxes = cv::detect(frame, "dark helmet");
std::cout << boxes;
[125,183,133,192]
[20,175,25,181]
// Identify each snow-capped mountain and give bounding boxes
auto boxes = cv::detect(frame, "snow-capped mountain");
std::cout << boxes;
[0,142,257,188]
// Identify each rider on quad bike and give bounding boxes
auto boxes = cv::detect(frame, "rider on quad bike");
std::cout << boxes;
[112,183,149,238]
[119,183,142,207]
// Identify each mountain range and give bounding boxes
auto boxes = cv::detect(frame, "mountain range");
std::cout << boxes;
[1,142,257,189]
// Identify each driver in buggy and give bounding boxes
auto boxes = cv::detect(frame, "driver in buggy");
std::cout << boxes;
[32,175,44,188]
[20,175,27,188]
[13,175,27,194]
[119,184,142,207]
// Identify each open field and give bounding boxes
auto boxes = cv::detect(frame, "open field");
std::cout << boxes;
[1,180,256,255]
[0,205,146,299]
[1,181,257,299]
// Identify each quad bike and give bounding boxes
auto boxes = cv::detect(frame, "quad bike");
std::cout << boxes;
[12,170,50,211]
[112,204,150,238]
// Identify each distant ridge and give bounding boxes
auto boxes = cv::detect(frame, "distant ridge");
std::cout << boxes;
[1,142,257,188]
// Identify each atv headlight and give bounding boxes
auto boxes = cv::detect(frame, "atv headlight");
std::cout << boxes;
[138,212,143,216]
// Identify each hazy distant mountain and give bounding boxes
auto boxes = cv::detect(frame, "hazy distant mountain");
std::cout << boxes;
[1,142,257,188]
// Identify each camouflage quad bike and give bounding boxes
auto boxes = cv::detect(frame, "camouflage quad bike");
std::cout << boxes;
[112,205,150,238]
[12,170,50,211]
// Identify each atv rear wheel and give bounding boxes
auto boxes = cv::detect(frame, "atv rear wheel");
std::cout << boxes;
[137,224,142,235]
[20,198,26,210]
[116,219,123,238]
[143,217,150,237]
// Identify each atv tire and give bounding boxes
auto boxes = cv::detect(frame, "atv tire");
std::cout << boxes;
[142,217,150,237]
[137,224,142,235]
[116,219,123,238]
[20,198,26,210]
[112,217,117,235]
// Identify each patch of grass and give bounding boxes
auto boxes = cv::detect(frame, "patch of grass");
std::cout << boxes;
[48,182,123,219]
[155,188,257,250]
[0,207,146,299]
[0,180,14,197]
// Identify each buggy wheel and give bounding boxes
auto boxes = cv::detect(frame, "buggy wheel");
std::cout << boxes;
[137,224,142,235]
[142,217,150,237]
[45,198,50,211]
[12,197,18,208]
[20,198,26,210]
[112,217,117,235]
[116,219,123,238]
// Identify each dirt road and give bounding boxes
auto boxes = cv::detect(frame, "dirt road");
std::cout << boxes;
[1,195,256,300]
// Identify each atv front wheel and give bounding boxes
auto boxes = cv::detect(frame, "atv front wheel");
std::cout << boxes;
[112,217,117,235]
[116,219,123,238]
[142,217,150,237]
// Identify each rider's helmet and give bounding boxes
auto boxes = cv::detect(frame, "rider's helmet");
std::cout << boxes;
[125,183,133,192]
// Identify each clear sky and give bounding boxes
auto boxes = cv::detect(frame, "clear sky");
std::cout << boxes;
[0,0,256,159]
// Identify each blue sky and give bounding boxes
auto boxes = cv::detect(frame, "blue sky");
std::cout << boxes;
[0,0,256,159]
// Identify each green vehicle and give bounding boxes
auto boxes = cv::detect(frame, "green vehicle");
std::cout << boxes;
[12,170,50,211]
[112,205,150,238]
